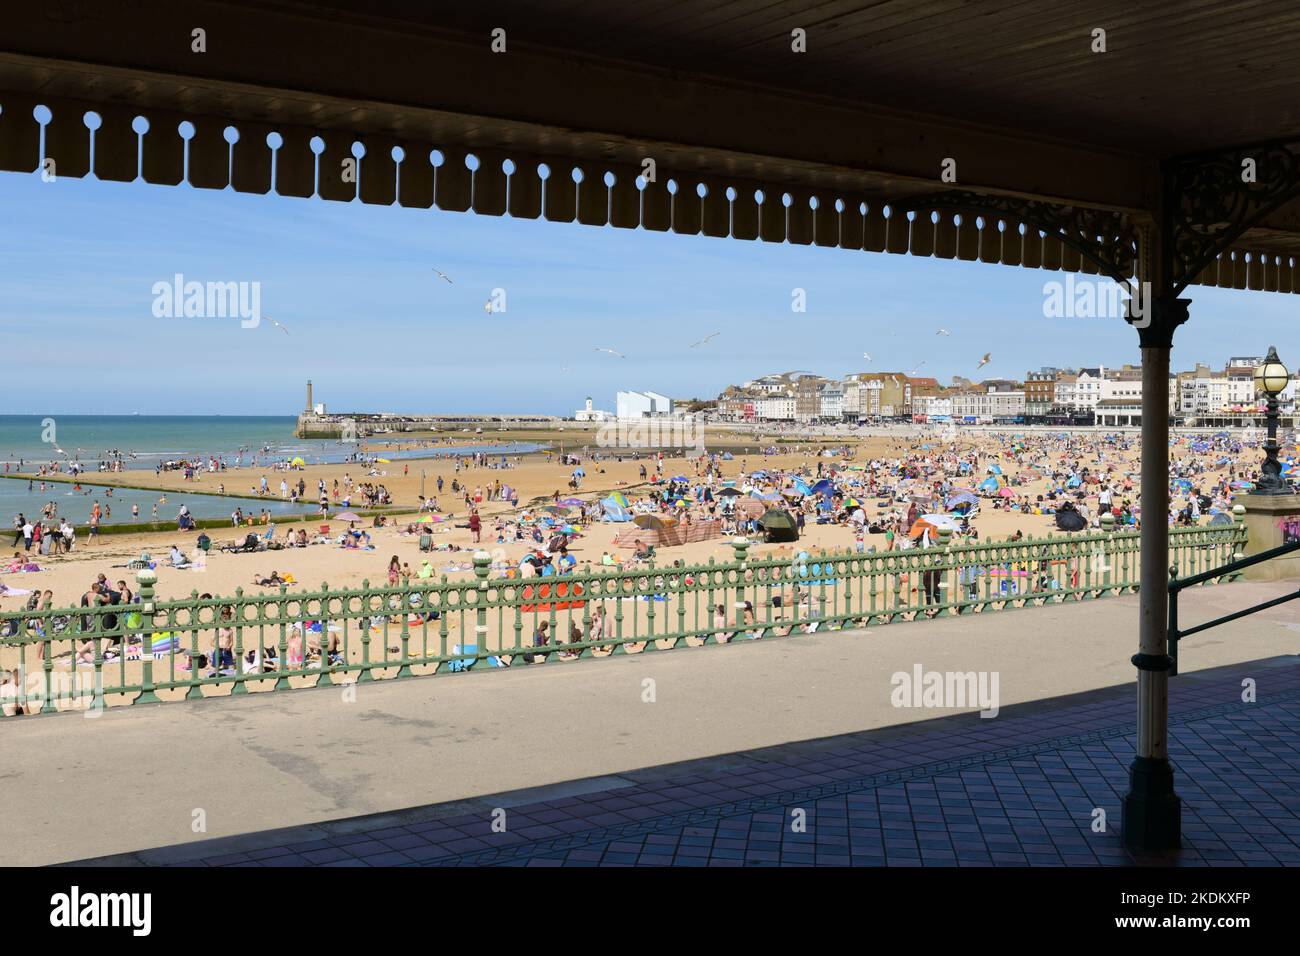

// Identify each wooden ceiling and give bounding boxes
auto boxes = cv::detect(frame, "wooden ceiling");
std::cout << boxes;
[255,0,1300,156]
[3,0,1300,290]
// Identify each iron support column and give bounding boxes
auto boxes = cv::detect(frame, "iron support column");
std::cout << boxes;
[1122,297,1186,851]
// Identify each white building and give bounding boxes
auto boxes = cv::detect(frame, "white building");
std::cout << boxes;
[755,395,796,421]
[574,397,614,422]
[914,394,953,418]
[616,390,674,419]
[1072,367,1104,413]
[819,383,845,420]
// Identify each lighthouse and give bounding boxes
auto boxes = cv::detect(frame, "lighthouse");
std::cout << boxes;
[305,380,313,413]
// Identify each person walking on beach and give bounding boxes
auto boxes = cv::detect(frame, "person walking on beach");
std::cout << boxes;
[469,509,481,544]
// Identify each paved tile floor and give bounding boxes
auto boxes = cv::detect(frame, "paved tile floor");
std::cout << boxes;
[116,656,1300,867]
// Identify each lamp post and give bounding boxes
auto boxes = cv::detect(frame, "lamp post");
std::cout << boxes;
[1253,346,1290,495]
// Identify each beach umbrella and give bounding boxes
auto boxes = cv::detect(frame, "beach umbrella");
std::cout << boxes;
[573,467,585,477]
[997,487,1013,498]
[291,457,306,467]
[558,497,584,506]
[717,487,742,497]
[920,513,961,531]
[544,505,572,516]
[945,491,978,509]
[376,458,391,463]
[757,508,799,543]
[335,511,361,522]
[1208,512,1234,526]
[811,478,834,495]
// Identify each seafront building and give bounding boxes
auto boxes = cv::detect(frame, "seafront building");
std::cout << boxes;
[702,357,1300,427]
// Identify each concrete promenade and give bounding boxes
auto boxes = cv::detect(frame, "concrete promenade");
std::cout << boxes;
[3,578,1296,866]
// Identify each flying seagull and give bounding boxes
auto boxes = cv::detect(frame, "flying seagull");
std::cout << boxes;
[935,329,950,336]
[862,352,872,361]
[433,269,453,284]
[976,352,991,370]
[595,347,626,358]
[262,315,290,335]
[484,301,494,313]
[690,331,721,348]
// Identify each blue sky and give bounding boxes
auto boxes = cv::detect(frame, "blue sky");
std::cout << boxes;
[0,169,1292,416]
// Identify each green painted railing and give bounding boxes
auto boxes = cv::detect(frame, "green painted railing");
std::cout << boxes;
[0,522,1247,716]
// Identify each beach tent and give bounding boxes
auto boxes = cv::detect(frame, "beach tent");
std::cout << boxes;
[811,478,835,496]
[601,498,631,522]
[758,508,799,543]
[721,452,733,460]
[1066,475,1082,488]
[986,464,1003,475]
[792,478,813,496]
[607,491,629,508]
[1054,508,1087,532]
[634,514,677,530]
[977,476,1001,494]
[1208,511,1234,526]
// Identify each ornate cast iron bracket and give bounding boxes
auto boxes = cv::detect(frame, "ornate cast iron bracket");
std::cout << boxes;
[896,190,1138,286]
[1164,140,1300,296]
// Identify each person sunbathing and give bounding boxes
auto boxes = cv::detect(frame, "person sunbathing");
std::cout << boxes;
[252,571,285,586]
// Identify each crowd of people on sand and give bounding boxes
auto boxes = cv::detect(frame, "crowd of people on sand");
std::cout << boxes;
[1,426,1296,697]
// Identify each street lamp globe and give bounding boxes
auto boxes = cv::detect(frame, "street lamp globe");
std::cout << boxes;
[1254,346,1289,397]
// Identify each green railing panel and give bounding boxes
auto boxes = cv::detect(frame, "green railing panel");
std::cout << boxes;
[0,522,1248,717]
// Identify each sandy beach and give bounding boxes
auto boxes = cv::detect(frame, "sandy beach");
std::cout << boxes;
[0,424,1264,617]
